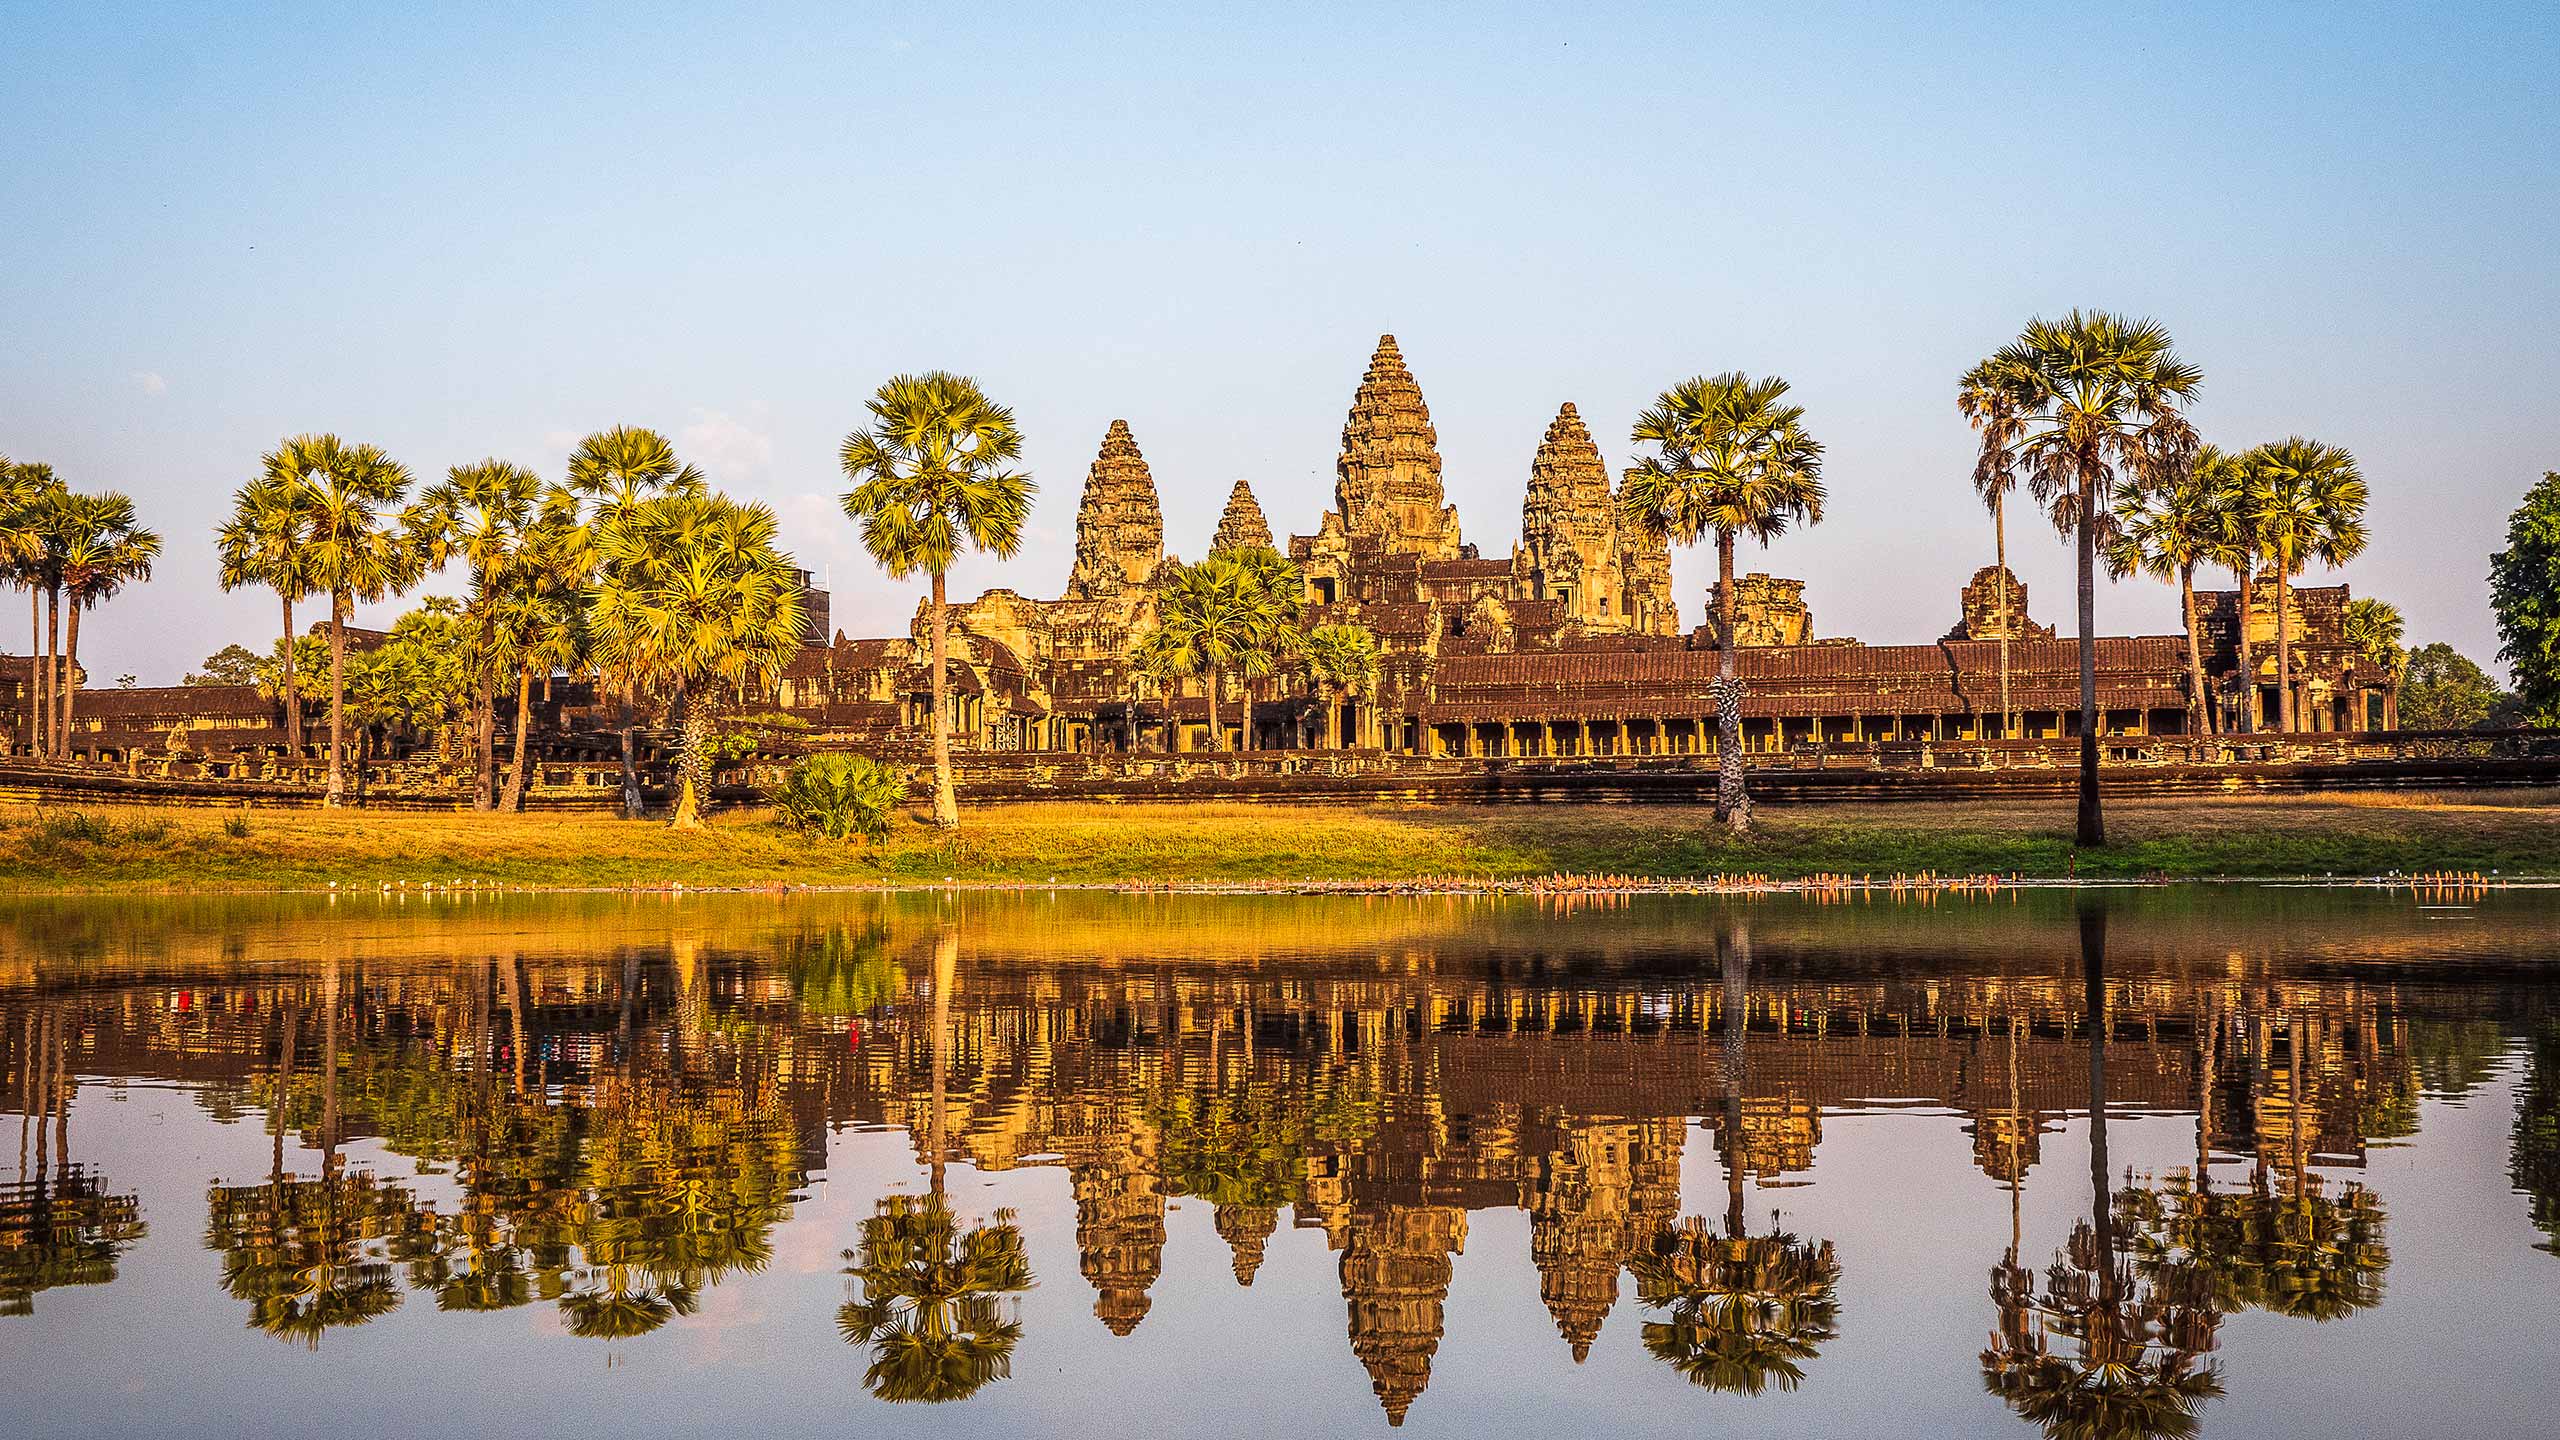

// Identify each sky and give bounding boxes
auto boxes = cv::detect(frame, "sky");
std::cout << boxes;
[2,0,2554,684]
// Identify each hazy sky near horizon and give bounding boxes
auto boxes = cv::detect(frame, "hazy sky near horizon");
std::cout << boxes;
[4,1,2555,684]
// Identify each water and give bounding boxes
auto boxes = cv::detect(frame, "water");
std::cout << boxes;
[3,888,2557,1438]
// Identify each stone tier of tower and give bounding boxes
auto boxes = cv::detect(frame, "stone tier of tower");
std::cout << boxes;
[1330,335,1464,560]
[1514,402,1676,636]
[1064,419,1168,600]
[1211,479,1274,555]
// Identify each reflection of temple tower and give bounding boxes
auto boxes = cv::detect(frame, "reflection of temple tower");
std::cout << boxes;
[1214,1202,1279,1286]
[1522,1117,1686,1361]
[1703,1095,1822,1180]
[1340,1204,1468,1427]
[1071,1137,1167,1336]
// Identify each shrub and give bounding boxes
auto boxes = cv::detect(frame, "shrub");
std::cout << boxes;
[40,811,114,844]
[222,813,252,839]
[772,755,910,843]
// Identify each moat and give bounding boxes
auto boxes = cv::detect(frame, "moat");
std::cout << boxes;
[5,890,2558,1438]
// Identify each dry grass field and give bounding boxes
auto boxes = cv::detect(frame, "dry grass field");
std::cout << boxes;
[0,788,2549,892]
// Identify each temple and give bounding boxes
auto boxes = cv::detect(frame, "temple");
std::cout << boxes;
[6,334,2406,787]
[782,332,2395,762]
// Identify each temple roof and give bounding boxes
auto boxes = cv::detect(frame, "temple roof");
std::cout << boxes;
[1210,479,1274,555]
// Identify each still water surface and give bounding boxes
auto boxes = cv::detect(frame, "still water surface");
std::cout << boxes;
[3,888,2557,1438]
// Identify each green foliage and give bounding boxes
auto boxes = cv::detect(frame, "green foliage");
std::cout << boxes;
[1620,373,1828,556]
[1134,549,1304,738]
[2490,472,2560,724]
[839,373,1035,582]
[222,812,252,839]
[772,754,910,843]
[2399,642,2509,730]
[709,711,811,765]
[2343,598,2404,679]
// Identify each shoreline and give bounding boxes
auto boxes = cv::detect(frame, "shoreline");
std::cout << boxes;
[0,790,2551,897]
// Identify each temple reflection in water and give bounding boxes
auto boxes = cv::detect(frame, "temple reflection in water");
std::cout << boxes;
[3,890,2557,1437]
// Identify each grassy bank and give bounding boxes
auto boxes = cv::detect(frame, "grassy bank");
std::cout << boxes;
[0,790,2551,893]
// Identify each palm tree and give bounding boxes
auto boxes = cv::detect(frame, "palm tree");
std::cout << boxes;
[839,1194,1035,1402]
[0,460,66,756]
[495,490,590,812]
[1303,623,1381,749]
[1138,558,1263,750]
[265,435,424,806]
[566,427,703,817]
[417,460,544,809]
[2240,439,2369,733]
[217,474,318,759]
[588,492,804,827]
[2342,598,2405,729]
[840,373,1035,828]
[2107,456,2232,735]
[51,492,160,755]
[1957,376,2022,737]
[1620,373,1827,832]
[1208,546,1304,749]
[1959,313,2203,847]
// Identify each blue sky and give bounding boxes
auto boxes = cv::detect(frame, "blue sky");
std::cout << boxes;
[3,0,2553,682]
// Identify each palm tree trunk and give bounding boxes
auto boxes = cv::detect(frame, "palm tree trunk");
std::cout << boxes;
[2275,562,2297,733]
[616,679,642,818]
[502,664,535,812]
[2233,560,2257,734]
[1714,531,1749,832]
[1204,669,1223,750]
[325,593,348,807]
[473,671,497,810]
[60,600,81,760]
[2179,562,2210,736]
[25,590,40,757]
[928,569,959,827]
[280,596,303,756]
[1995,490,2013,738]
[2074,478,2104,847]
[930,928,955,1199]
[1241,682,1255,752]
[671,690,711,829]
[43,584,60,757]
[1326,689,1341,750]
[2080,901,2112,1298]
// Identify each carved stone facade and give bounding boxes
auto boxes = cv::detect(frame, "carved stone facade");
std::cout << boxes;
[1513,403,1676,637]
[1704,573,1815,648]
[1064,419,1169,601]
[1946,565,2053,643]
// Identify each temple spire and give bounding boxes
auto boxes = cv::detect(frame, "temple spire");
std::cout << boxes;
[1064,419,1167,600]
[1211,479,1274,555]
[1331,334,1462,559]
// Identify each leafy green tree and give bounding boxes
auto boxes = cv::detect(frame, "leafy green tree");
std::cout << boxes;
[840,373,1035,827]
[1960,313,2202,845]
[773,753,910,842]
[187,644,265,687]
[2490,472,2560,724]
[2240,439,2369,732]
[2109,458,2233,732]
[566,426,703,816]
[2398,642,2507,730]
[216,473,317,756]
[589,492,804,827]
[49,491,160,749]
[494,488,591,811]
[263,435,426,806]
[839,1193,1035,1402]
[1302,623,1381,749]
[1620,372,1827,831]
[345,604,471,790]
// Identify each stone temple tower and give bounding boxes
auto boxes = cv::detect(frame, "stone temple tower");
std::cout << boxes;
[1514,402,1677,635]
[1210,479,1274,555]
[1063,419,1167,600]
[1332,335,1464,560]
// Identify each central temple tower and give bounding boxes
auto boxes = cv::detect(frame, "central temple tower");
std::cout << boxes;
[1330,335,1464,560]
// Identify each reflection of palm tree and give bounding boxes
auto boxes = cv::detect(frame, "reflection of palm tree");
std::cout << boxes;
[1631,1217,1841,1394]
[204,1169,415,1348]
[838,1193,1035,1402]
[1630,917,1843,1395]
[560,1269,699,1339]
[1983,903,2224,1440]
